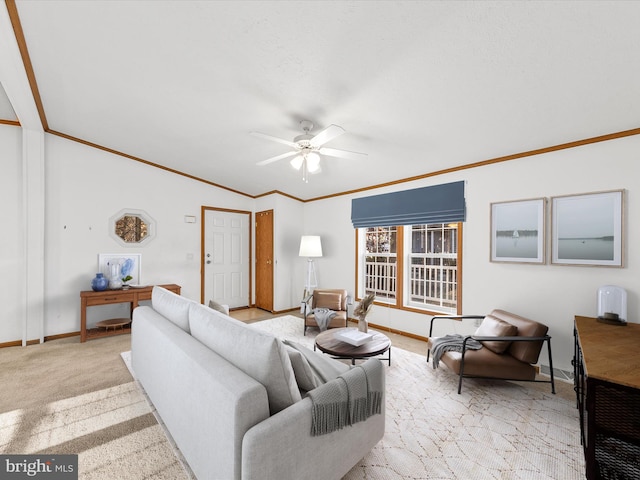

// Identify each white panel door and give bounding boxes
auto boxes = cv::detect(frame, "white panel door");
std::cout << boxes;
[204,210,250,309]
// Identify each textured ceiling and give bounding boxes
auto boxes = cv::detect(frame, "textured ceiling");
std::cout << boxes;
[5,1,640,199]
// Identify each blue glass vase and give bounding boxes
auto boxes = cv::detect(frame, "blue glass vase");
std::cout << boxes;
[91,273,109,291]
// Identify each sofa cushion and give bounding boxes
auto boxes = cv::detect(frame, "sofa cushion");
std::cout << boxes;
[208,299,228,315]
[283,339,350,384]
[314,292,342,311]
[474,315,518,354]
[188,303,301,414]
[152,286,192,332]
[284,344,318,392]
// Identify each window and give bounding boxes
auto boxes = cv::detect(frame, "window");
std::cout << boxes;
[357,223,461,315]
[363,226,397,302]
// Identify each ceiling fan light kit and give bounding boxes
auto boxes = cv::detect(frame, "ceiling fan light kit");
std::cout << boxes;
[252,119,367,182]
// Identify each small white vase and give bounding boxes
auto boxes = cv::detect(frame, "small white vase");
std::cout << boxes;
[358,316,368,333]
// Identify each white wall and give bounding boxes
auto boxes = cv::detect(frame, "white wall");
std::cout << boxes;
[0,125,24,342]
[304,134,640,373]
[20,132,253,340]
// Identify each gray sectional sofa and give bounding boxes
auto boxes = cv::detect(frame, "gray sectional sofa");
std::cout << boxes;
[131,286,385,480]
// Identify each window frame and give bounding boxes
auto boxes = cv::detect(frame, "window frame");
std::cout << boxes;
[355,223,463,316]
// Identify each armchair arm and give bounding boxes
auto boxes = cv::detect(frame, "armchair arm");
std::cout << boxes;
[469,335,551,343]
[429,315,485,337]
[301,294,313,317]
[457,333,552,361]
[426,315,485,362]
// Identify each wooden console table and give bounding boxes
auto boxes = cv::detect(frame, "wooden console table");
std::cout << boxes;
[80,284,181,342]
[574,316,640,480]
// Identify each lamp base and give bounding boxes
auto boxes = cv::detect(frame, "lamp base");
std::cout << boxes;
[304,258,317,294]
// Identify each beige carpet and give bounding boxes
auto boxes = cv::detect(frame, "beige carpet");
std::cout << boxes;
[1,317,585,479]
[0,334,190,479]
[0,334,133,413]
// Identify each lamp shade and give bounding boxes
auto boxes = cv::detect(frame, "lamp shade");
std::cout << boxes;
[299,235,322,257]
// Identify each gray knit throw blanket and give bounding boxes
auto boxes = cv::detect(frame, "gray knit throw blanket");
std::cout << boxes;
[430,334,483,369]
[308,359,383,436]
[313,308,336,331]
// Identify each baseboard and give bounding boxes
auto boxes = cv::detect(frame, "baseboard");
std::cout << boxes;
[0,331,81,349]
[540,364,574,383]
[347,318,429,343]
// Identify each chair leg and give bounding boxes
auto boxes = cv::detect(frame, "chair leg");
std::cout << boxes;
[457,351,466,394]
[547,338,556,394]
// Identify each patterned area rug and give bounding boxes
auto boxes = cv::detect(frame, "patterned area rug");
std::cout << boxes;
[253,315,585,480]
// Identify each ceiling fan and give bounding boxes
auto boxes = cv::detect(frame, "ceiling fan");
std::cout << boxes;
[251,120,367,182]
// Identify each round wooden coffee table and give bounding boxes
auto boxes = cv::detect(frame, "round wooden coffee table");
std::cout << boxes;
[315,328,391,365]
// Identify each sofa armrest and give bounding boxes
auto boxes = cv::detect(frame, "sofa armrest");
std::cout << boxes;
[241,373,385,480]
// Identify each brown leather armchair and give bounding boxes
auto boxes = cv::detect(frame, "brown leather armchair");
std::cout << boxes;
[427,309,555,394]
[303,288,349,335]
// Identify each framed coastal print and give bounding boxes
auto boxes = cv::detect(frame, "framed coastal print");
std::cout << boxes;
[551,190,624,267]
[490,198,545,264]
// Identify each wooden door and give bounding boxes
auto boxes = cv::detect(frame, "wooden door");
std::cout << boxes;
[255,209,274,311]
[202,208,251,308]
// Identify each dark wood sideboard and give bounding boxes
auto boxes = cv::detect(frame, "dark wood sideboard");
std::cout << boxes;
[80,284,181,342]
[573,316,640,480]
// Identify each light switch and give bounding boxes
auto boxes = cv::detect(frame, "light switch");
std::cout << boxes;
[184,215,196,223]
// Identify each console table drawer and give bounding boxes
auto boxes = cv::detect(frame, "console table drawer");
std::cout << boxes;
[86,292,135,306]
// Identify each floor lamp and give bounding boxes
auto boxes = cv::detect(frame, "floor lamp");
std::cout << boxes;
[299,235,322,298]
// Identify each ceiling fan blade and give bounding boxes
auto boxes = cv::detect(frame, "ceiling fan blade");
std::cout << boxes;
[318,147,368,160]
[256,150,298,166]
[250,131,298,149]
[309,124,345,147]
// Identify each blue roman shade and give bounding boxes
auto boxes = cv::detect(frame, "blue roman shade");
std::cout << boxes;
[351,181,466,228]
